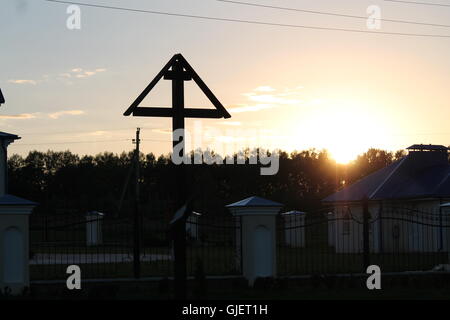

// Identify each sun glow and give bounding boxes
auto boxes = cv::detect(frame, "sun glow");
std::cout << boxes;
[286,98,391,164]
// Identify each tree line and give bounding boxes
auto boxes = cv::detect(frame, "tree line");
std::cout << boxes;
[7,148,407,217]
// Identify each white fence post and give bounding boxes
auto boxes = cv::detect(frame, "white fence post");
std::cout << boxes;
[226,196,283,286]
[86,211,104,246]
[0,195,36,295]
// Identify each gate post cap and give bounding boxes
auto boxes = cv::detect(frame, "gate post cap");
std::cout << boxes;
[226,196,283,216]
[281,210,306,215]
[85,211,104,216]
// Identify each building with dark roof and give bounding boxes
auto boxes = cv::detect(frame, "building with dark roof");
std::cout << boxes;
[323,144,450,203]
[323,145,450,254]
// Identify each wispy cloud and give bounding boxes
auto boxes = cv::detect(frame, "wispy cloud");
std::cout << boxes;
[0,113,37,119]
[69,68,107,79]
[8,79,37,85]
[228,104,275,113]
[231,85,304,114]
[48,110,85,119]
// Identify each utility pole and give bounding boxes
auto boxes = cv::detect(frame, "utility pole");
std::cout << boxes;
[132,127,141,278]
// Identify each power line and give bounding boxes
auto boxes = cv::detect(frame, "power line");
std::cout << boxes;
[217,0,450,28]
[384,0,450,7]
[19,126,164,136]
[43,0,450,38]
[11,138,170,147]
[11,139,128,146]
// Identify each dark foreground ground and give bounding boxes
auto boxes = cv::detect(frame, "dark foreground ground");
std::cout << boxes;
[3,273,450,300]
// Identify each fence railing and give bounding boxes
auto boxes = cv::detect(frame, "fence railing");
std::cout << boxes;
[30,204,450,281]
[277,205,450,276]
[29,211,241,281]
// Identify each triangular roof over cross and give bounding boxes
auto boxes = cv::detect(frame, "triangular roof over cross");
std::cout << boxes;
[123,53,230,119]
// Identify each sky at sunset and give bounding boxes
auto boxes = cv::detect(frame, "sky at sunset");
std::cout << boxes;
[1,0,450,163]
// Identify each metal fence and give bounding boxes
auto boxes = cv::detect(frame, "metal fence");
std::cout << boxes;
[30,204,450,281]
[29,210,241,281]
[277,204,450,276]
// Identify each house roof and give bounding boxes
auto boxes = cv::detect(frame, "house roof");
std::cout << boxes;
[0,194,37,206]
[226,196,283,208]
[323,146,450,203]
[0,131,20,141]
[407,144,448,151]
[0,89,4,104]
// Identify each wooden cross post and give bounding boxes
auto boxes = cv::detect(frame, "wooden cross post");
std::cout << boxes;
[123,54,230,299]
[166,58,189,299]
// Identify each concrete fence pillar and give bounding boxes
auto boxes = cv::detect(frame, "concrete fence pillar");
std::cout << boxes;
[86,211,104,246]
[226,196,283,286]
[440,203,450,260]
[0,195,36,295]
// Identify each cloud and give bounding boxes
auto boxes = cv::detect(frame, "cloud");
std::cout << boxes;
[48,110,85,119]
[247,94,302,105]
[232,85,304,114]
[0,113,37,119]
[228,104,275,113]
[8,79,37,85]
[68,68,107,79]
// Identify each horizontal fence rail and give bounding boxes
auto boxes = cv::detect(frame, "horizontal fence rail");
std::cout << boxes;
[277,205,450,276]
[30,210,241,281]
[30,204,450,281]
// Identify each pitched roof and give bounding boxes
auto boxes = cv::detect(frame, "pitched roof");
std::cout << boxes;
[0,131,20,141]
[323,147,450,203]
[0,194,37,206]
[407,144,448,151]
[0,89,4,104]
[226,196,283,208]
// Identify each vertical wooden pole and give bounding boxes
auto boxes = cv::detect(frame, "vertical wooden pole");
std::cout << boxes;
[133,128,141,278]
[171,59,187,300]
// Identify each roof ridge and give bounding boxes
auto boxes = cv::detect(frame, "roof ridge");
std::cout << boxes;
[433,171,450,194]
[369,156,406,199]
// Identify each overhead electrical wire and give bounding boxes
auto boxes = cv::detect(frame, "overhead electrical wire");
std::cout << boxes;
[383,0,450,8]
[217,0,450,28]
[12,138,170,147]
[43,0,450,38]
